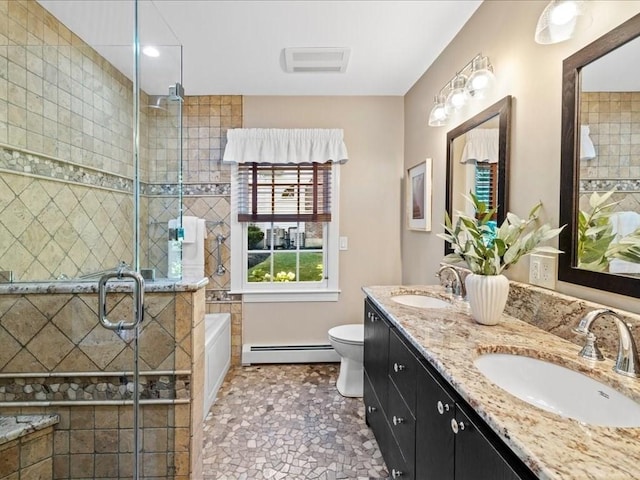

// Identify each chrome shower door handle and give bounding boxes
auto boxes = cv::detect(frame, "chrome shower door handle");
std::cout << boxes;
[98,270,145,331]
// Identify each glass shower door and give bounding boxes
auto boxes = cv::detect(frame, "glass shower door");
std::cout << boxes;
[0,1,185,478]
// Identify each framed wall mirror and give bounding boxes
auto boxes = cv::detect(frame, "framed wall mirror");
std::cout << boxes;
[559,13,640,298]
[445,95,512,254]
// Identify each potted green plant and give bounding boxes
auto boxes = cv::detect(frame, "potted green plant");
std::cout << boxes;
[577,190,640,272]
[438,193,564,325]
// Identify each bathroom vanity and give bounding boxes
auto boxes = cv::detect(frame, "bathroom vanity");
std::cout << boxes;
[363,285,640,480]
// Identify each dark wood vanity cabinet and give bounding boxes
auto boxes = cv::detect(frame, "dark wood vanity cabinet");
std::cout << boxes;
[416,361,530,480]
[364,300,414,479]
[364,298,537,480]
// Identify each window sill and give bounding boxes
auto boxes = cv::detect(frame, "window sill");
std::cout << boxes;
[232,289,341,303]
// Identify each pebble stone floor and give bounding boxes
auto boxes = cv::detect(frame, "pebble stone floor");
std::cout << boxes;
[202,363,389,479]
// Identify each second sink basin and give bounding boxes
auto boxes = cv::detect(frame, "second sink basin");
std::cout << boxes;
[474,353,640,427]
[391,294,450,309]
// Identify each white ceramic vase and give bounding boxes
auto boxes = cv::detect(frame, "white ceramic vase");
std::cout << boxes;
[464,273,509,326]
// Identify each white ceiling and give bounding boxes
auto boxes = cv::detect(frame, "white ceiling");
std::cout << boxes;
[38,0,482,97]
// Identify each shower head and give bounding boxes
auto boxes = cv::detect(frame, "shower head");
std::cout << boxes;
[146,95,167,110]
[145,84,185,111]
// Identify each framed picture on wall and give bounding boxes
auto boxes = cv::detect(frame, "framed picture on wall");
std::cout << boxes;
[406,158,432,231]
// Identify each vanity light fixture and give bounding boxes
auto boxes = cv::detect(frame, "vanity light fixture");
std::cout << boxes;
[535,0,591,45]
[427,54,496,127]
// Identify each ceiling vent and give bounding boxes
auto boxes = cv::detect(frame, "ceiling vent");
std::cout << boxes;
[283,47,351,73]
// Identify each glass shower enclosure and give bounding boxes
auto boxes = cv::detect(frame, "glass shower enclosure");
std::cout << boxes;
[0,0,185,281]
[0,0,185,478]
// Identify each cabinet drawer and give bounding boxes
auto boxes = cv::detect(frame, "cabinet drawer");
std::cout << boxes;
[388,329,417,413]
[385,430,414,480]
[387,382,415,468]
[364,371,388,457]
[364,301,389,412]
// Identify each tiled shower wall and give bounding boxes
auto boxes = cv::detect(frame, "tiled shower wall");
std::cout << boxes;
[579,91,640,212]
[0,287,204,479]
[2,1,243,362]
[180,95,242,366]
[0,0,135,176]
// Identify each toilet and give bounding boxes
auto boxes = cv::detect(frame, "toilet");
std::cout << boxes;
[328,324,364,397]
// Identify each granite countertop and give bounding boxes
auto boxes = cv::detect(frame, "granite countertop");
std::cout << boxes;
[0,277,209,295]
[363,285,640,480]
[0,414,59,445]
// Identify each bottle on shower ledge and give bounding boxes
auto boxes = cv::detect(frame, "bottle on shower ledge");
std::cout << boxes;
[167,239,182,280]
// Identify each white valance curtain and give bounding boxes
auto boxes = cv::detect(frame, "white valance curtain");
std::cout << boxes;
[222,128,349,165]
[460,128,499,164]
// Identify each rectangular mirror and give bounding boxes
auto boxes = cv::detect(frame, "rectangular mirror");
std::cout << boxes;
[445,95,512,255]
[559,13,640,297]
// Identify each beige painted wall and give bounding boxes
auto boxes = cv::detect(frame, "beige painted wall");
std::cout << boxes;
[242,96,404,345]
[403,0,640,314]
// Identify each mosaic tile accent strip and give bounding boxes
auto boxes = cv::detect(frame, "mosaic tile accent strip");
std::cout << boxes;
[182,183,231,196]
[1,146,231,197]
[202,364,388,480]
[580,178,640,192]
[0,145,134,192]
[0,375,188,402]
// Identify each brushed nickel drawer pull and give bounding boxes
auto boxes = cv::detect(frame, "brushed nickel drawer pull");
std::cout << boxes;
[393,362,406,373]
[437,400,450,415]
[391,468,404,478]
[451,418,465,434]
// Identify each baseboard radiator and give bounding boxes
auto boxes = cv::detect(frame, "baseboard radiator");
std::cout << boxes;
[242,344,340,365]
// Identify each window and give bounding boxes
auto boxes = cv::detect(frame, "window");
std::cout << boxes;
[475,163,498,216]
[475,162,498,232]
[230,162,340,302]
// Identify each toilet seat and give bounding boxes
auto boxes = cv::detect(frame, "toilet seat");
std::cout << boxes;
[328,324,363,346]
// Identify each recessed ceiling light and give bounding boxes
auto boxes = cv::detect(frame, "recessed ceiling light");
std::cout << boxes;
[283,47,350,73]
[142,46,160,58]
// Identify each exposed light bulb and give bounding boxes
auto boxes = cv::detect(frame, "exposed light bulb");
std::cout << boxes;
[432,105,448,121]
[550,1,578,26]
[446,74,469,111]
[535,1,590,45]
[428,95,449,127]
[466,56,495,99]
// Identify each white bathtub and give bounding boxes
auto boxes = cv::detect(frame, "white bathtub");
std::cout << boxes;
[204,313,231,420]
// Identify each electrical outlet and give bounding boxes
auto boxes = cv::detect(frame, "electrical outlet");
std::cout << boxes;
[529,253,557,289]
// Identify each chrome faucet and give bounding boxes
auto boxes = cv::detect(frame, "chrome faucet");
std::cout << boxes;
[573,308,640,378]
[436,265,465,300]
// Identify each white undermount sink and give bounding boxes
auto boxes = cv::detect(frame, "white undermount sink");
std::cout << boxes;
[391,294,451,309]
[474,353,640,427]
